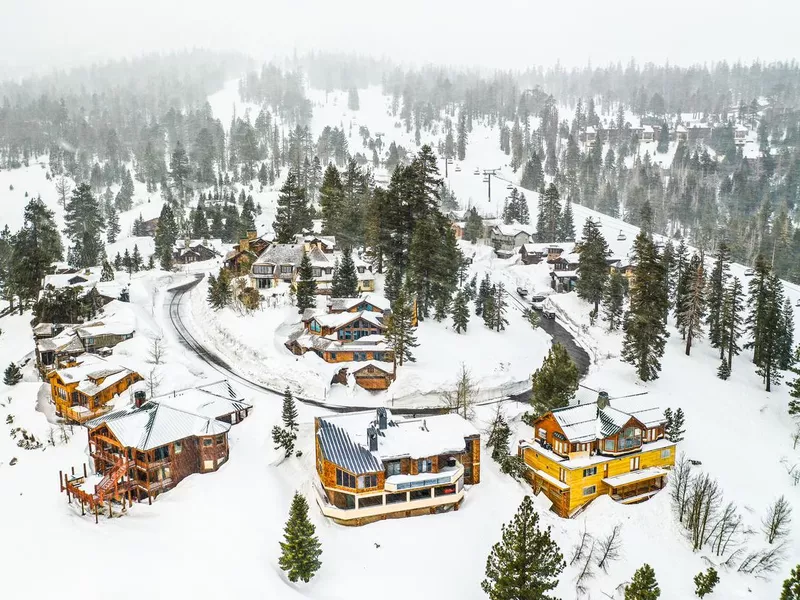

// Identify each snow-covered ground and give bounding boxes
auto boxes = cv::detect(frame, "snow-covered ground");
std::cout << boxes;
[0,78,797,600]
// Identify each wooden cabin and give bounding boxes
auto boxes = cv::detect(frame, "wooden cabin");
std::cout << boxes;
[313,408,480,526]
[518,394,676,518]
[519,244,545,265]
[48,354,142,423]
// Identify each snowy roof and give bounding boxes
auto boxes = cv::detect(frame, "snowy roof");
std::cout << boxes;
[153,387,252,421]
[491,223,533,237]
[317,409,479,474]
[328,293,391,313]
[253,244,304,266]
[74,301,136,338]
[41,267,103,297]
[546,398,666,443]
[602,467,668,487]
[642,125,654,133]
[174,238,223,252]
[675,125,687,133]
[53,354,138,398]
[87,402,230,451]
[520,244,544,254]
[311,310,385,330]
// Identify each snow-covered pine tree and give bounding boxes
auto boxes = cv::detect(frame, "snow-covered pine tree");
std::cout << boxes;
[603,270,626,331]
[706,242,731,350]
[295,250,317,313]
[677,254,706,356]
[4,362,22,385]
[106,204,120,244]
[452,289,470,334]
[717,358,731,380]
[670,238,689,307]
[278,492,322,583]
[745,255,772,366]
[755,272,786,392]
[491,283,509,332]
[476,273,491,316]
[332,249,359,298]
[622,231,669,381]
[539,183,561,243]
[386,289,418,366]
[575,218,610,313]
[625,563,660,600]
[101,260,115,282]
[781,564,800,599]
[558,196,575,242]
[481,495,565,600]
[719,276,744,369]
[777,297,795,370]
[531,343,579,414]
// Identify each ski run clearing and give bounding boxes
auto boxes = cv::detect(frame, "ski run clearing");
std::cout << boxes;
[0,79,797,600]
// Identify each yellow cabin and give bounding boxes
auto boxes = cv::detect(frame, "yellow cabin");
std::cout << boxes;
[519,394,676,517]
[49,354,142,423]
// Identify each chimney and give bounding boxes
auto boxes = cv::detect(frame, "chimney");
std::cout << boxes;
[596,391,610,410]
[134,390,147,408]
[367,426,378,452]
[377,407,387,430]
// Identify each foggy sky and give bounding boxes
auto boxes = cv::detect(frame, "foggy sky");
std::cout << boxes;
[2,0,798,79]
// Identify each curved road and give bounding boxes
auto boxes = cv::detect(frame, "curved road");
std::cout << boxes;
[167,275,591,411]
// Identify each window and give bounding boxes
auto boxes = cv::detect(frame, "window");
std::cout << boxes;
[559,468,567,483]
[386,461,401,476]
[203,438,213,447]
[310,321,321,333]
[335,469,356,488]
[312,268,322,277]
[604,439,615,451]
[174,441,182,454]
[280,265,293,274]
[582,467,597,478]
[386,492,407,504]
[357,474,377,489]
[154,446,169,461]
[537,428,547,440]
[418,459,433,473]
[330,353,337,360]
[583,485,596,496]
[410,488,432,501]
[661,448,671,459]
[216,435,224,445]
[630,456,640,471]
[357,266,365,273]
[203,460,214,470]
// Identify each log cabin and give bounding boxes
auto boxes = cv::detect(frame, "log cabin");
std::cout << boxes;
[48,354,142,423]
[313,408,480,526]
[60,381,251,517]
[519,393,676,518]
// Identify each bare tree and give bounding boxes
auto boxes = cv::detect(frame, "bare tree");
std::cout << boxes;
[441,363,477,420]
[762,496,792,544]
[55,175,71,208]
[670,453,693,521]
[146,367,163,398]
[147,333,166,365]
[792,424,800,450]
[685,473,722,551]
[573,540,596,596]
[709,502,742,557]
[737,543,786,575]
[596,524,622,572]
[570,525,592,565]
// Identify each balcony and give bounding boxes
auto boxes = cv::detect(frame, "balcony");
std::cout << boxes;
[383,462,464,493]
[62,404,111,424]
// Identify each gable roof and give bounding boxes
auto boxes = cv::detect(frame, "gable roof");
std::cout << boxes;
[546,398,665,444]
[328,293,391,313]
[253,244,305,267]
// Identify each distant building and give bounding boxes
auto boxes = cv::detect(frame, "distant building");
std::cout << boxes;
[734,124,748,146]
[313,408,481,525]
[173,238,221,264]
[489,223,533,252]
[141,218,159,237]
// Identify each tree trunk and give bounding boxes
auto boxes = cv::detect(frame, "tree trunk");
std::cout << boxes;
[685,330,693,356]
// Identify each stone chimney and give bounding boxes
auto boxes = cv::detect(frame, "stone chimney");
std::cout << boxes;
[134,390,147,408]
[596,391,610,410]
[367,426,378,452]
[377,407,387,430]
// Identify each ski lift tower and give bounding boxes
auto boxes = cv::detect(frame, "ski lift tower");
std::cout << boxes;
[443,156,453,178]
[482,168,499,203]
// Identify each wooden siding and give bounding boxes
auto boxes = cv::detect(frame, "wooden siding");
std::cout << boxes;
[50,371,142,422]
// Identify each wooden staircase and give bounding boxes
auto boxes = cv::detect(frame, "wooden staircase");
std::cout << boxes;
[60,457,133,522]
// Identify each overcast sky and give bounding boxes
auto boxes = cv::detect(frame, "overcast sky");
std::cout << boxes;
[2,0,798,79]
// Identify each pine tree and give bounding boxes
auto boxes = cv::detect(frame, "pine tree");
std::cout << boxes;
[331,250,358,298]
[273,171,311,243]
[603,270,626,331]
[122,249,132,274]
[106,204,120,244]
[622,232,669,381]
[9,196,63,305]
[456,109,467,160]
[777,297,795,370]
[755,272,786,392]
[677,255,706,356]
[575,219,610,313]
[386,289,418,366]
[207,269,232,310]
[745,255,772,366]
[538,184,562,243]
[452,289,470,334]
[717,358,731,380]
[719,276,744,369]
[101,260,114,282]
[706,243,730,351]
[169,141,191,200]
[694,567,719,598]
[113,252,122,270]
[159,245,173,271]
[482,290,496,330]
[781,564,800,600]
[278,492,322,583]
[558,196,575,242]
[531,343,579,414]
[626,564,660,600]
[3,362,22,385]
[154,203,179,260]
[670,238,689,307]
[481,495,565,600]
[476,274,492,316]
[491,283,509,332]
[295,250,317,313]
[282,387,299,434]
[64,183,105,268]
[131,244,142,272]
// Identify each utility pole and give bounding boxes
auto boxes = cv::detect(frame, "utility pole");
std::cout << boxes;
[443,157,453,178]
[482,169,499,202]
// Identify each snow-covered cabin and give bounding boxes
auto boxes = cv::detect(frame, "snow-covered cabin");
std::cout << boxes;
[313,408,480,525]
[489,222,533,252]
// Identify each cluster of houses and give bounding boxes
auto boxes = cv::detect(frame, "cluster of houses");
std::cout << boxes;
[285,293,408,391]
[579,118,751,150]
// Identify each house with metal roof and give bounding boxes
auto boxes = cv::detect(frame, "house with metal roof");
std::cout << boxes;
[313,408,481,526]
[60,381,252,515]
[519,393,676,518]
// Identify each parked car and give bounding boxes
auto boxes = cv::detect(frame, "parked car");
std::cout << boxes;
[744,269,755,277]
[516,287,528,297]
[530,295,547,310]
[542,308,556,319]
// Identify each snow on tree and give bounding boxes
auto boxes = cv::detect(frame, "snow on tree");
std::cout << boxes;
[481,495,565,600]
[575,218,609,313]
[693,567,719,598]
[781,565,800,599]
[278,492,322,583]
[4,362,22,385]
[386,289,418,366]
[295,250,317,313]
[602,270,626,331]
[452,289,470,334]
[531,343,579,414]
[625,563,660,600]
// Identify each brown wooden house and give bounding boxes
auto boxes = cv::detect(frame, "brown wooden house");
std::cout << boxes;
[313,408,480,526]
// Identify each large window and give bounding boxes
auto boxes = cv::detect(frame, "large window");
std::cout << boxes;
[386,492,407,504]
[312,268,322,277]
[310,321,321,333]
[154,446,169,461]
[385,461,401,476]
[336,469,356,488]
[418,459,433,473]
[661,448,671,459]
[174,441,182,454]
[357,474,377,489]
[604,439,615,451]
[583,485,596,496]
[280,265,293,274]
[582,467,597,478]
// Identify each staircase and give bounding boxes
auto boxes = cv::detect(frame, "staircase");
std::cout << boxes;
[95,456,131,504]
